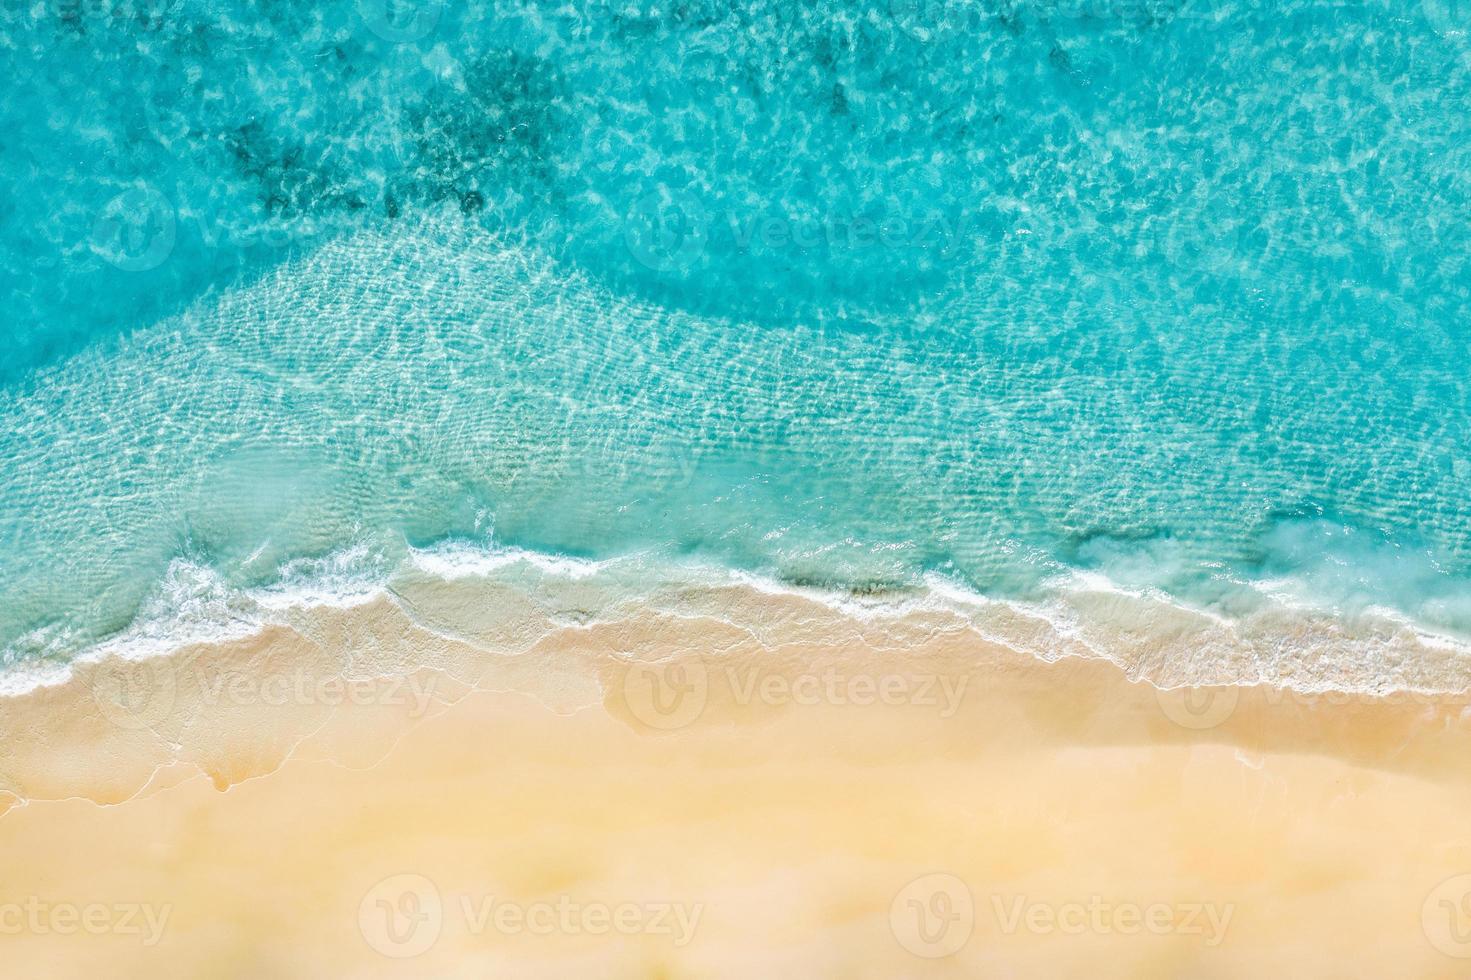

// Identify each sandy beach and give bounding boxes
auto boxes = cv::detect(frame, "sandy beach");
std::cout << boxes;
[6,0,1471,975]
[2,589,1470,978]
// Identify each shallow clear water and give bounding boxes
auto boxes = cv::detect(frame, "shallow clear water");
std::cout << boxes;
[2,0,1469,684]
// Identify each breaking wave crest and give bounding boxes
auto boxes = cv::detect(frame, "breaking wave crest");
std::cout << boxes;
[7,536,1470,701]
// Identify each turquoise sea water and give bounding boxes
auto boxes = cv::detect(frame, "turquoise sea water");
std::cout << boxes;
[2,0,1470,688]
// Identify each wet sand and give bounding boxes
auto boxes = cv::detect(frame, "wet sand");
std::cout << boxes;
[2,594,1471,977]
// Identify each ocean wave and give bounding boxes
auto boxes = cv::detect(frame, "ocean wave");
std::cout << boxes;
[2,211,1469,694]
[5,537,1469,702]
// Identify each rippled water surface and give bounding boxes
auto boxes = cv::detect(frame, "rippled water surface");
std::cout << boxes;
[2,0,1469,683]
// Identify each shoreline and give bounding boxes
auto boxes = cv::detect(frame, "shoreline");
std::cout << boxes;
[5,542,1471,708]
[5,545,1471,810]
[2,586,1471,974]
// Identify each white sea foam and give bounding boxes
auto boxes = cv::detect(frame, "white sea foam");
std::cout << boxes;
[3,219,1469,702]
[407,540,619,581]
[4,538,1471,703]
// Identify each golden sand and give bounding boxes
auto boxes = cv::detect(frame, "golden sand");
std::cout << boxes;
[2,592,1471,977]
